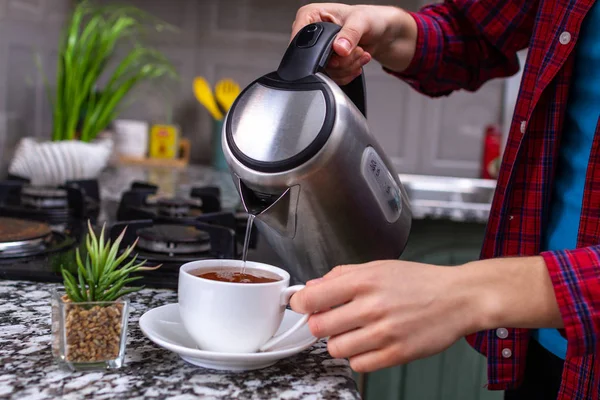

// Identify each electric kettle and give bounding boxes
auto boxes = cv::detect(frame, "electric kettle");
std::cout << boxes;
[222,22,412,283]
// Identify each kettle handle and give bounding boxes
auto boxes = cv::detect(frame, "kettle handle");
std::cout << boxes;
[277,22,366,117]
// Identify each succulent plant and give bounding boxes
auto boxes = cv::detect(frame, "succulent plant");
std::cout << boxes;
[61,221,159,303]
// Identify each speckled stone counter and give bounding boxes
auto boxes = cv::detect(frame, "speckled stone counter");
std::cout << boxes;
[0,280,359,400]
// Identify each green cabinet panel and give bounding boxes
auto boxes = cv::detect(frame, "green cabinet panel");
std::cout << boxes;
[357,219,503,400]
[400,219,487,266]
[402,352,445,399]
[439,339,486,399]
[362,340,502,400]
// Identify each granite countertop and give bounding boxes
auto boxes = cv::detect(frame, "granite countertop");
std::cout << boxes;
[0,280,359,400]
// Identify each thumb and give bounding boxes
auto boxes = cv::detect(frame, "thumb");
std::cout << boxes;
[333,13,368,57]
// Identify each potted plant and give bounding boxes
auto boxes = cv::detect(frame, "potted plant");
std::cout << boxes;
[9,1,177,186]
[51,221,159,371]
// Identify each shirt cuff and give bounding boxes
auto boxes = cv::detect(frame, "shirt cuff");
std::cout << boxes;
[383,11,442,85]
[541,247,600,358]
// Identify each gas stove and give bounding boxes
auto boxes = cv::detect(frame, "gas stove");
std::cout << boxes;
[0,215,80,283]
[116,181,221,222]
[109,216,238,289]
[0,176,100,230]
[110,181,253,288]
[0,217,76,257]
[116,181,258,249]
[0,176,96,283]
[0,178,255,289]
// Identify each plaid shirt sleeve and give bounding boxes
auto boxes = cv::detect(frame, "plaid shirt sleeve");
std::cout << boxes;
[541,249,600,358]
[388,0,538,97]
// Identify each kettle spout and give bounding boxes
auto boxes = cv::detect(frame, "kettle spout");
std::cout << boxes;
[237,178,298,238]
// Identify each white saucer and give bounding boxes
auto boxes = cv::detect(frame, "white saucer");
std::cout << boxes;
[139,303,318,371]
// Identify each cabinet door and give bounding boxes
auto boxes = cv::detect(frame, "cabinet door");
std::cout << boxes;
[362,62,421,175]
[363,344,502,400]
[417,80,504,178]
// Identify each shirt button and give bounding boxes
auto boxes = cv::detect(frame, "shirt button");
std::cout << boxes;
[559,31,571,45]
[509,215,514,220]
[502,348,512,358]
[520,120,526,134]
[496,328,509,339]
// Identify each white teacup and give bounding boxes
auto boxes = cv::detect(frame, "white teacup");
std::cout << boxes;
[178,260,309,353]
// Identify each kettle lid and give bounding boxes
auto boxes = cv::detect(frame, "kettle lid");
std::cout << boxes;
[226,74,335,173]
[226,22,366,173]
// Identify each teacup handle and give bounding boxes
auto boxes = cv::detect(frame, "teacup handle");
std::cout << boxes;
[259,285,310,352]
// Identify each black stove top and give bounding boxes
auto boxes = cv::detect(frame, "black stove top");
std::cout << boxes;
[0,176,96,283]
[0,215,80,284]
[116,181,221,223]
[0,179,253,290]
[0,176,100,228]
[0,217,78,258]
[136,224,212,254]
[117,181,258,249]
[109,217,237,289]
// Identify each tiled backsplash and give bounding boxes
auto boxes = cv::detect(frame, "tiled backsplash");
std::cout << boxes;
[0,0,506,178]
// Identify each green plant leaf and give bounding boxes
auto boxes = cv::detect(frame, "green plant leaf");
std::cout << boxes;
[97,254,140,290]
[62,268,83,302]
[137,263,162,271]
[101,227,126,277]
[99,276,143,301]
[63,219,154,303]
[106,286,145,302]
[97,223,107,276]
[75,247,94,300]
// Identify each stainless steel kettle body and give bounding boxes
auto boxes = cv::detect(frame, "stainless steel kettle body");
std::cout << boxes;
[222,22,412,283]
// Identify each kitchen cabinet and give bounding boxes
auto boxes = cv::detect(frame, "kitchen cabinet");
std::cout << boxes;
[361,338,501,400]
[417,80,504,178]
[195,0,504,177]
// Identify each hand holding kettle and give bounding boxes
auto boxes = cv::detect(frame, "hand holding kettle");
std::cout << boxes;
[291,4,419,85]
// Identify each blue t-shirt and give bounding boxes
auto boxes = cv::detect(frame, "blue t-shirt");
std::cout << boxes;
[535,0,600,359]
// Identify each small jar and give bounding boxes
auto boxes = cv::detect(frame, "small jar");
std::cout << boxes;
[51,288,130,371]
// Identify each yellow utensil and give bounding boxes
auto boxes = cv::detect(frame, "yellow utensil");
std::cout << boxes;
[193,77,223,120]
[215,79,241,113]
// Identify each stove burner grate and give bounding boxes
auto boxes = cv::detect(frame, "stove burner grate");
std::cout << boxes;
[20,186,68,209]
[156,197,193,217]
[136,224,211,255]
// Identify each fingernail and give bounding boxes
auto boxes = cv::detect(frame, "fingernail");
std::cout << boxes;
[306,278,323,286]
[360,54,370,65]
[336,38,352,53]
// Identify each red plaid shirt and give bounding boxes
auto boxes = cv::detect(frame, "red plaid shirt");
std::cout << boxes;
[390,0,600,398]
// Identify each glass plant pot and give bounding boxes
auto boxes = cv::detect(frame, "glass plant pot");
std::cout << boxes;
[51,288,130,371]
